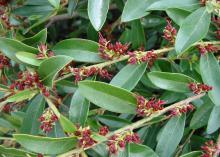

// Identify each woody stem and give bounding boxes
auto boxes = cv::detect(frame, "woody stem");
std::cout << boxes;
[58,93,205,157]
[55,41,220,83]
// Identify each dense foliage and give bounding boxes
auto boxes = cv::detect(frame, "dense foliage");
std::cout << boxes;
[0,0,220,157]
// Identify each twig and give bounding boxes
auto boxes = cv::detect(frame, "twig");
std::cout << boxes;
[55,41,220,83]
[45,13,77,28]
[175,130,195,157]
[58,93,205,157]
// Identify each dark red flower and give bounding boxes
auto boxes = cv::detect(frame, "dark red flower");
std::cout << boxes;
[188,82,213,94]
[98,33,129,60]
[136,95,165,117]
[99,126,109,136]
[201,140,220,157]
[169,103,195,117]
[128,50,157,67]
[163,18,177,44]
[75,127,97,148]
[107,131,140,154]
[39,108,58,133]
[197,44,219,55]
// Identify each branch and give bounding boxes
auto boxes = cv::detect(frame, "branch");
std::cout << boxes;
[55,41,220,83]
[45,13,77,28]
[58,93,205,157]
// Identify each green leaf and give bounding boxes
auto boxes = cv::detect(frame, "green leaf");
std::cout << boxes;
[69,89,90,127]
[6,89,39,103]
[96,115,131,129]
[68,0,78,16]
[59,115,77,133]
[0,118,16,130]
[88,0,110,31]
[190,97,214,129]
[180,151,202,157]
[48,0,60,9]
[52,39,103,63]
[0,37,38,63]
[121,0,152,22]
[120,20,146,49]
[16,51,43,66]
[207,106,220,134]
[13,134,77,155]
[20,95,45,135]
[0,145,37,157]
[128,143,159,157]
[38,56,73,87]
[156,115,185,157]
[148,71,194,93]
[22,29,47,47]
[166,9,190,26]
[200,53,220,106]
[147,0,200,12]
[110,63,147,91]
[175,7,211,54]
[78,81,136,113]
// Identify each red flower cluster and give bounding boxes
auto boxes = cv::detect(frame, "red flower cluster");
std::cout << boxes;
[99,126,109,136]
[201,140,220,157]
[38,108,58,133]
[2,103,15,113]
[0,54,10,69]
[9,71,50,97]
[197,44,219,55]
[74,127,97,148]
[0,10,11,29]
[188,82,213,95]
[169,103,194,117]
[107,131,140,154]
[71,67,112,83]
[99,33,129,60]
[36,44,55,59]
[0,0,8,6]
[163,19,177,44]
[136,95,165,117]
[128,50,158,67]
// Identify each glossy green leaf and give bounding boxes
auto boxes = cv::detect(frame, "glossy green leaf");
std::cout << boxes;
[200,53,220,106]
[88,0,110,31]
[22,29,47,47]
[110,63,147,91]
[190,97,214,129]
[175,7,211,54]
[59,115,77,133]
[38,56,73,87]
[78,81,136,113]
[13,134,77,155]
[207,106,220,134]
[16,51,43,66]
[0,37,38,63]
[52,39,103,63]
[156,115,185,157]
[166,9,190,26]
[147,0,200,12]
[0,145,37,157]
[128,143,159,157]
[68,0,78,16]
[6,89,39,103]
[48,0,60,9]
[180,151,202,157]
[120,20,146,49]
[69,89,90,127]
[20,95,45,135]
[97,115,131,129]
[148,71,194,93]
[121,0,152,22]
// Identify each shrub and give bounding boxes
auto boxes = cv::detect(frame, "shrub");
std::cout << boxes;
[0,0,220,157]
